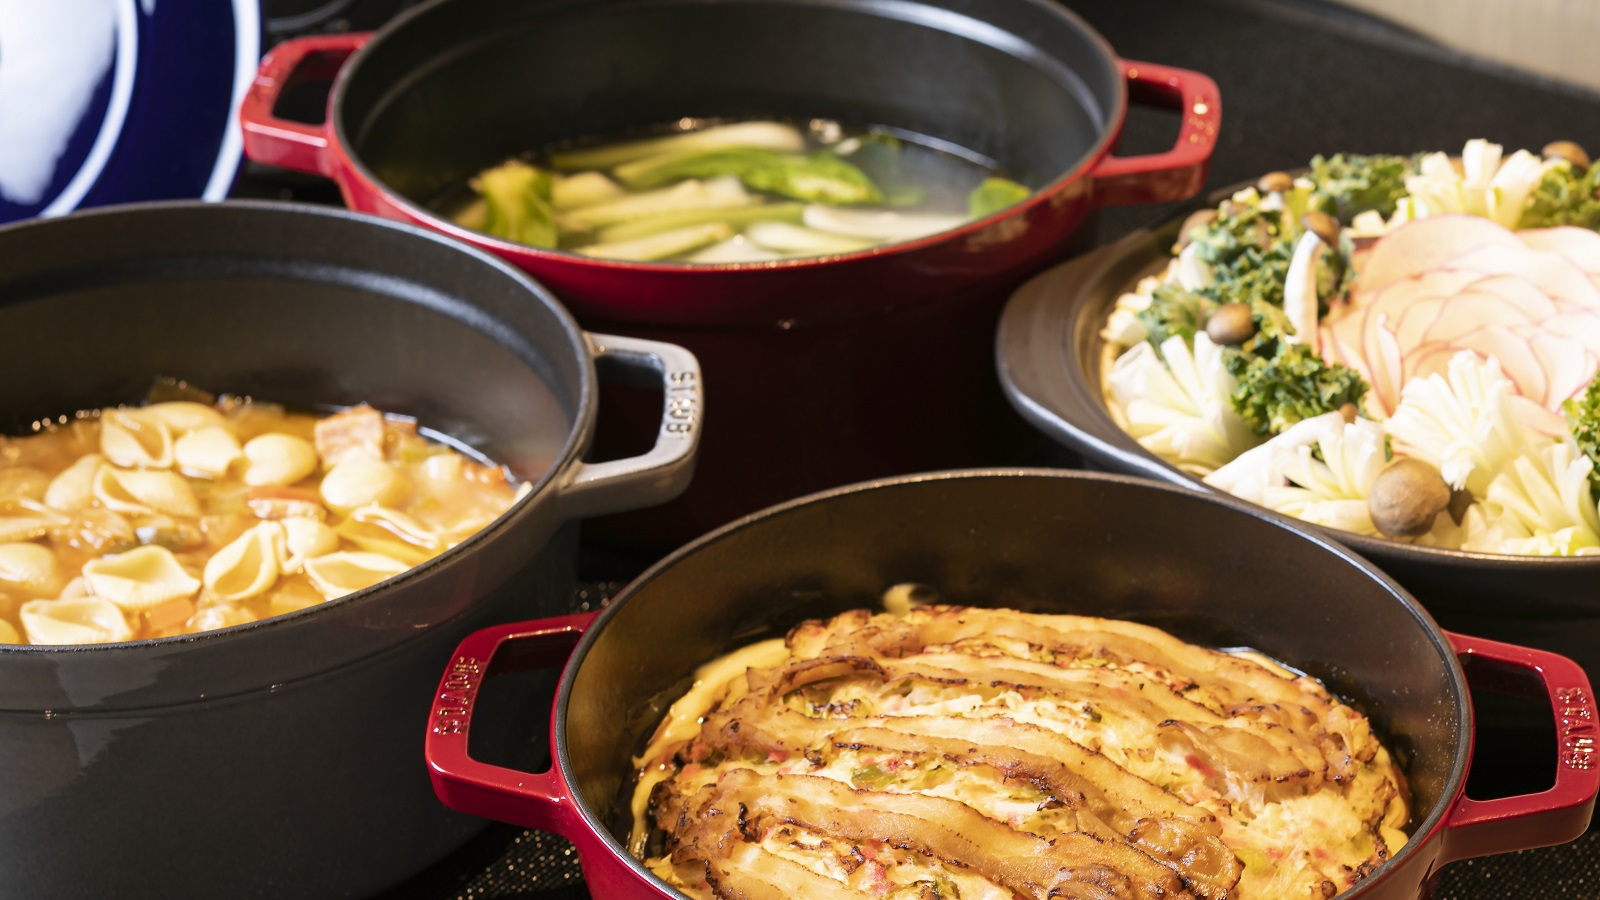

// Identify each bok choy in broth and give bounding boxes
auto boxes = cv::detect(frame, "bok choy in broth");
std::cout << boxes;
[448,119,1031,262]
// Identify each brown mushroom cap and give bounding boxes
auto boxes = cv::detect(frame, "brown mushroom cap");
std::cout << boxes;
[1257,171,1295,194]
[1368,459,1452,538]
[1543,140,1591,171]
[1205,303,1256,347]
[1302,210,1341,247]
[1176,208,1219,250]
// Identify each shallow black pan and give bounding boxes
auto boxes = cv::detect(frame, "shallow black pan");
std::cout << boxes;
[996,211,1600,689]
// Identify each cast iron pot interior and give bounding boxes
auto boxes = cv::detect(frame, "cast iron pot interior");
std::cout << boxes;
[558,472,1467,888]
[431,471,1597,898]
[241,0,1219,545]
[340,0,1117,276]
[995,210,1600,686]
[0,201,678,898]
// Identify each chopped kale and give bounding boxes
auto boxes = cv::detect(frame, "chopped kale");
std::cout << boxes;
[1225,343,1369,436]
[1563,373,1600,493]
[1308,152,1414,222]
[1519,162,1600,230]
[1136,283,1213,347]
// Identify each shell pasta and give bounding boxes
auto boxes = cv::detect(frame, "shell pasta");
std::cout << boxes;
[0,394,522,644]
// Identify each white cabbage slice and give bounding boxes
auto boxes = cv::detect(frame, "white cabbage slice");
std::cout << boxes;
[1259,417,1388,535]
[1383,352,1541,497]
[1461,440,1600,556]
[1106,333,1261,474]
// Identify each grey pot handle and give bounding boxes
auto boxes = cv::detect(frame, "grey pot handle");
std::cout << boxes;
[556,332,703,520]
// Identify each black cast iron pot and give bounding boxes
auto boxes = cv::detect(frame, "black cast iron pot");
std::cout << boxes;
[0,201,701,899]
[427,471,1596,899]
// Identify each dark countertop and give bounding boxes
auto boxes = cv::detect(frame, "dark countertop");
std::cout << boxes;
[241,0,1600,896]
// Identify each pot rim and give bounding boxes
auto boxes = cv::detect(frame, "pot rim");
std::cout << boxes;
[546,467,1474,897]
[324,0,1129,273]
[0,199,601,655]
[1002,201,1600,572]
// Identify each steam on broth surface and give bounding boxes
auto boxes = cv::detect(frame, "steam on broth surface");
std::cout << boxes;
[447,118,1032,262]
[0,385,523,645]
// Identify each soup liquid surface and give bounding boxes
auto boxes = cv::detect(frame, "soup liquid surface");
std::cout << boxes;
[444,118,1022,263]
[0,398,520,644]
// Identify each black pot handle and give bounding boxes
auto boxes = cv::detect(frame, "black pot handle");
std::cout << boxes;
[557,332,702,520]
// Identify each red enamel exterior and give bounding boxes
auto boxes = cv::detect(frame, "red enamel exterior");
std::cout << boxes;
[425,619,1597,900]
[240,29,1222,543]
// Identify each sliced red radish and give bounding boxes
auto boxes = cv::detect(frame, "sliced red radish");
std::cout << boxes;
[1330,214,1600,414]
[1354,215,1523,295]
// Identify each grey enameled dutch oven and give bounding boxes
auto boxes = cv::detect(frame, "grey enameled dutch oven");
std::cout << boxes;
[0,201,701,899]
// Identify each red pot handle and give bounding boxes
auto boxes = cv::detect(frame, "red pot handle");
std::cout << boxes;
[1437,631,1598,863]
[238,32,372,177]
[424,612,599,834]
[1090,60,1221,207]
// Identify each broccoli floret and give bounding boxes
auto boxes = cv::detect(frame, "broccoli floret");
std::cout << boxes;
[1519,162,1600,230]
[1225,343,1369,436]
[1309,153,1414,222]
[1563,375,1600,493]
[1136,283,1214,347]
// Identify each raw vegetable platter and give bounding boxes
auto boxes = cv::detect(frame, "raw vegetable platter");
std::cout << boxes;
[1099,138,1600,557]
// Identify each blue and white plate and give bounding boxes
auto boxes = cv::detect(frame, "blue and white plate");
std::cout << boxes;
[0,0,259,223]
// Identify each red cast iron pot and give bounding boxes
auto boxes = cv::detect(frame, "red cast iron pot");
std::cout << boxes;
[423,471,1598,899]
[238,0,1221,546]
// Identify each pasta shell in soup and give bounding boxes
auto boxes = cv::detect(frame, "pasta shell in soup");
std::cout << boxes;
[303,551,409,599]
[187,604,255,633]
[99,409,175,469]
[241,434,320,487]
[0,618,18,643]
[335,506,442,565]
[0,498,71,543]
[174,426,243,479]
[278,517,339,575]
[143,401,227,434]
[204,521,284,603]
[43,454,105,511]
[81,545,202,611]
[19,595,133,644]
[92,467,202,518]
[0,542,62,594]
[320,457,410,514]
